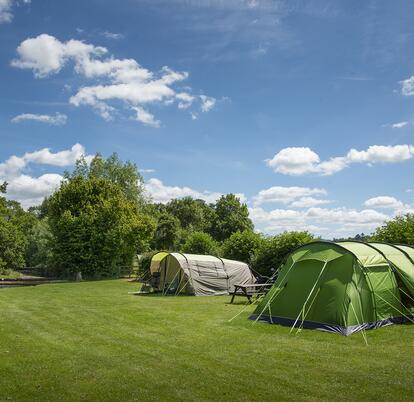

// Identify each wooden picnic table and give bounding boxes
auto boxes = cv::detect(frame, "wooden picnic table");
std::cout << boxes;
[230,283,272,304]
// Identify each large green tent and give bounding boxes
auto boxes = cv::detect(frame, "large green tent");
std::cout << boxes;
[250,241,414,335]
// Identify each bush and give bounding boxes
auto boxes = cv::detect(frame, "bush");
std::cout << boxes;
[182,231,220,255]
[371,214,414,244]
[222,230,263,264]
[252,231,314,277]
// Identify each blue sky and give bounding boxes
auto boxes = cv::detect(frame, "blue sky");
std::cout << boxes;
[1,0,414,238]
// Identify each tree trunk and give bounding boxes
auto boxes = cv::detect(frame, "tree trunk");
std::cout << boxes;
[75,271,82,282]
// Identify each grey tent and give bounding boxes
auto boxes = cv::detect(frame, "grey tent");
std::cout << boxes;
[150,252,255,296]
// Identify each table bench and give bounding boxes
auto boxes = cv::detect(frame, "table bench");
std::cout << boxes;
[230,283,272,304]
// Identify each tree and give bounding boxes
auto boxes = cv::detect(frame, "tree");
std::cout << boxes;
[47,175,155,278]
[182,231,219,255]
[0,219,26,271]
[66,153,145,204]
[212,194,253,241]
[152,213,180,250]
[222,230,263,265]
[0,183,27,272]
[25,219,54,270]
[166,197,215,232]
[371,214,414,244]
[252,231,315,277]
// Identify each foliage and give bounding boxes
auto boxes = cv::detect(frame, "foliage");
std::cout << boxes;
[47,175,155,278]
[182,231,220,255]
[152,213,180,250]
[166,197,215,232]
[371,214,414,244]
[0,219,26,271]
[252,231,315,277]
[66,153,145,204]
[0,183,27,271]
[222,230,263,265]
[212,194,253,241]
[25,219,54,269]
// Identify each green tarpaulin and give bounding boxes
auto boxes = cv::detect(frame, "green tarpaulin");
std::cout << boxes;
[250,241,414,335]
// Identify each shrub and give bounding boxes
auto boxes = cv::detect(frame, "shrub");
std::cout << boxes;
[222,230,263,265]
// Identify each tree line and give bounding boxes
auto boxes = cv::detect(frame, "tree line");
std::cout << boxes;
[1,153,413,280]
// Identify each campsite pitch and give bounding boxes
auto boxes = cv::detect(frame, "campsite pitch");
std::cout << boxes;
[0,280,413,401]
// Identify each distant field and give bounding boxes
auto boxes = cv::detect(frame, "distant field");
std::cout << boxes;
[0,280,413,401]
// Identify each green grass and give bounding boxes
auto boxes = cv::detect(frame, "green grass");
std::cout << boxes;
[0,280,413,401]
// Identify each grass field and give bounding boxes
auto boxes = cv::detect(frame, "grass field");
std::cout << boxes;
[0,280,413,401]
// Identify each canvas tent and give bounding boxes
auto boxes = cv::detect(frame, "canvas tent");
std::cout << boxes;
[250,241,414,335]
[150,252,255,296]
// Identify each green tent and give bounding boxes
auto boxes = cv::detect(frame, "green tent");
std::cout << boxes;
[250,241,414,335]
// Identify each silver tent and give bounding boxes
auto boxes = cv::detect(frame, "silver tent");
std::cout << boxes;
[150,252,255,296]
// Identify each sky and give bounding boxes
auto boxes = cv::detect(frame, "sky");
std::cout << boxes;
[1,0,414,239]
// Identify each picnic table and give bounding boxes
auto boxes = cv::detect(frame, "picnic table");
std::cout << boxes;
[230,283,272,304]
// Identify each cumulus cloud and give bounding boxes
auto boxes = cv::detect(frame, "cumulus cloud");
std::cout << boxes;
[145,178,246,204]
[364,196,414,215]
[11,112,67,125]
[12,34,217,125]
[400,76,414,96]
[252,185,328,206]
[249,206,389,236]
[132,107,160,128]
[267,144,414,176]
[0,144,92,207]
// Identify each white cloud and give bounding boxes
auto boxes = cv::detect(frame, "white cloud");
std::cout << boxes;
[390,121,409,129]
[200,95,216,112]
[267,144,414,176]
[145,178,222,204]
[12,34,218,126]
[252,185,327,206]
[290,197,332,208]
[364,196,414,215]
[11,112,67,125]
[0,0,12,23]
[102,31,124,40]
[145,178,246,205]
[0,143,92,208]
[0,0,28,23]
[249,205,389,236]
[6,173,63,208]
[400,76,414,96]
[132,106,160,128]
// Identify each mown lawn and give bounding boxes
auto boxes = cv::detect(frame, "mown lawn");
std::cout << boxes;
[0,280,413,401]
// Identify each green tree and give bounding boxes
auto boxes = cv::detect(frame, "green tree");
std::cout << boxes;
[47,175,154,278]
[371,214,414,244]
[0,183,27,272]
[252,231,314,277]
[222,230,263,265]
[0,219,26,271]
[182,231,219,255]
[152,213,180,250]
[67,153,145,204]
[212,194,253,241]
[166,197,215,232]
[25,219,54,270]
